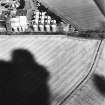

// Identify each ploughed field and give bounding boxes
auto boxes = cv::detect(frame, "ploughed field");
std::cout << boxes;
[0,35,101,105]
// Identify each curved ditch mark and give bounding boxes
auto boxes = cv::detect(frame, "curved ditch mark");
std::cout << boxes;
[58,40,103,105]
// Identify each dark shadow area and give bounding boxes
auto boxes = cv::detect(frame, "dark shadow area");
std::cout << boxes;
[17,0,25,9]
[93,74,105,96]
[0,49,50,105]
